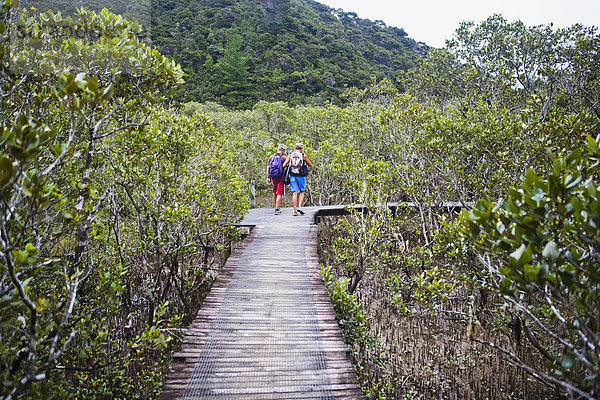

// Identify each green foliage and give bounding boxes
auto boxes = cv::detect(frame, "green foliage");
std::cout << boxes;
[332,205,401,294]
[407,14,600,119]
[320,264,370,346]
[314,15,600,399]
[456,136,600,396]
[215,29,253,108]
[26,0,428,108]
[1,3,246,399]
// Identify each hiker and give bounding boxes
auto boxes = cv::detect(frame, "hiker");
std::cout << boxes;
[266,144,287,215]
[282,142,312,216]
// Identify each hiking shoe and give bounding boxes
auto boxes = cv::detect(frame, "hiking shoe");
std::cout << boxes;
[293,211,298,216]
[297,208,305,215]
[274,209,281,215]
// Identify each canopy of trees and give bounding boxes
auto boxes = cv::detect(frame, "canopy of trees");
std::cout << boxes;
[24,0,428,108]
[1,3,246,398]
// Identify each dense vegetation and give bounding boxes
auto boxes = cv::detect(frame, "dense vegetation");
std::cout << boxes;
[311,19,600,399]
[24,0,427,108]
[1,4,246,398]
[182,16,600,399]
[2,0,599,399]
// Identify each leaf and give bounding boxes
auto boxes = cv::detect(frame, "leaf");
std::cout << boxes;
[75,72,88,90]
[561,352,577,370]
[499,277,514,293]
[12,250,29,264]
[582,374,598,390]
[72,95,80,110]
[101,85,114,101]
[25,243,38,255]
[542,241,559,261]
[524,264,540,283]
[508,244,532,267]
[566,148,582,165]
[0,155,14,185]
[565,174,582,190]
[496,221,505,234]
[531,187,546,205]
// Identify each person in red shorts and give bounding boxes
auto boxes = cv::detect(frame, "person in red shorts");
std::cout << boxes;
[266,144,287,215]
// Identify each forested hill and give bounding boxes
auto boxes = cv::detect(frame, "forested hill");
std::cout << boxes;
[26,0,428,108]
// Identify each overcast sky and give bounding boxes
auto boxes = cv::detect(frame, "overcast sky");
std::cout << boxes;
[316,0,600,48]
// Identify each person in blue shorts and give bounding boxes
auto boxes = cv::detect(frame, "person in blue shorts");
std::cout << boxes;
[282,143,313,216]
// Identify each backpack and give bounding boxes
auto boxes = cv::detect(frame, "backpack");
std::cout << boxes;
[289,152,303,175]
[268,153,283,178]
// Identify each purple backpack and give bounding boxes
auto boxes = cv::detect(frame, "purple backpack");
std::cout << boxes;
[268,154,283,178]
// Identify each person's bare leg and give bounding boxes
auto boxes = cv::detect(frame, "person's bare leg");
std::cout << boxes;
[273,193,277,208]
[296,191,306,214]
[275,194,282,210]
[292,191,298,212]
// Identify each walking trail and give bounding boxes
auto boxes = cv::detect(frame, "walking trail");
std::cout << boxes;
[159,206,363,399]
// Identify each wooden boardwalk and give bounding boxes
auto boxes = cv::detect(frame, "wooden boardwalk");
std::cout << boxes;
[159,206,364,399]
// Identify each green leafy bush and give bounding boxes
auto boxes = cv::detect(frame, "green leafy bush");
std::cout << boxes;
[0,4,246,398]
[456,135,600,398]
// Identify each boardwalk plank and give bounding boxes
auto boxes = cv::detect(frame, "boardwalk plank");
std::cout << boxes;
[160,207,363,400]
